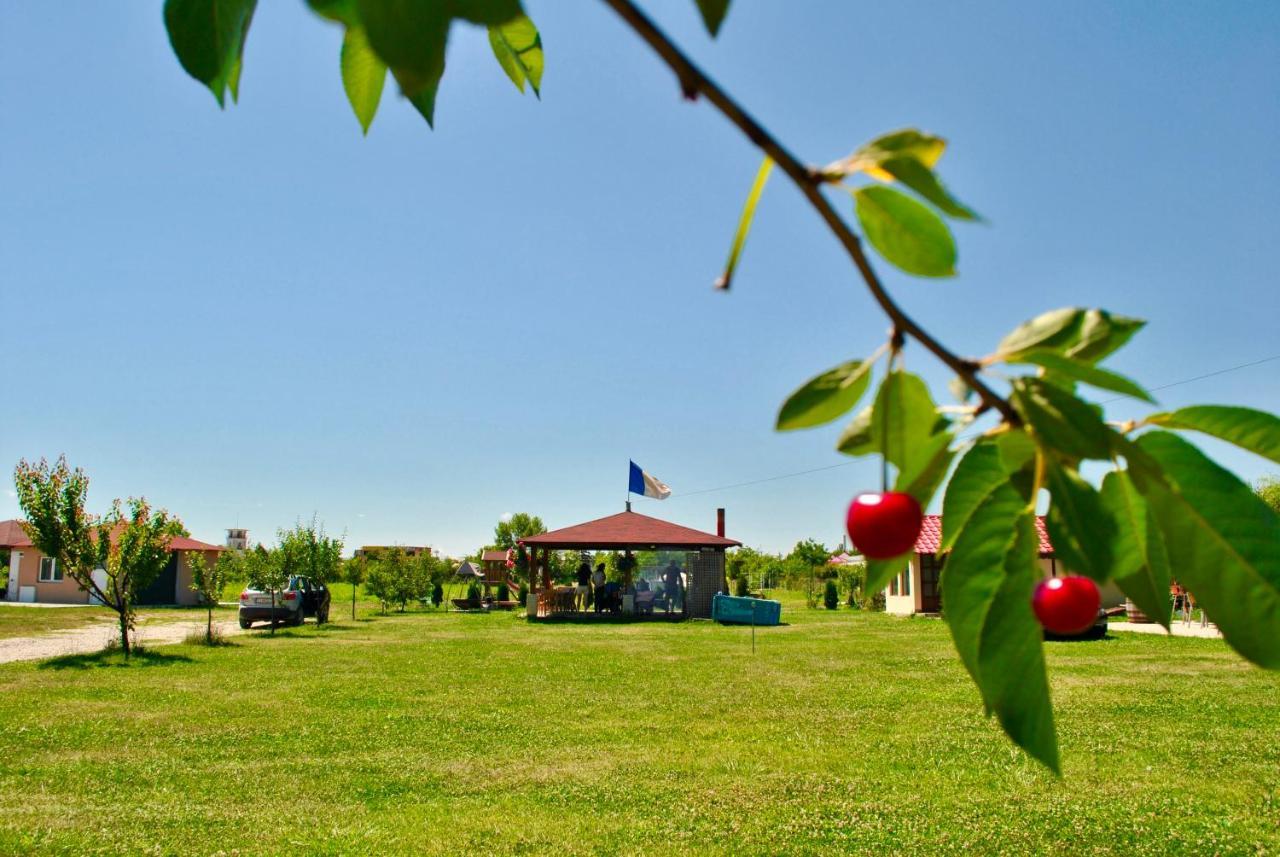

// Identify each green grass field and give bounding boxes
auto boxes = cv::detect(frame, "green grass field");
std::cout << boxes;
[0,592,1276,855]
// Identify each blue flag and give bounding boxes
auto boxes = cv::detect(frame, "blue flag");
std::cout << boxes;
[628,461,671,500]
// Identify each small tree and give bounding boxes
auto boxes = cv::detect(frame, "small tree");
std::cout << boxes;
[343,555,368,620]
[734,575,749,597]
[431,580,444,607]
[823,579,839,610]
[187,550,228,644]
[364,555,395,614]
[15,457,184,658]
[493,513,546,551]
[244,543,289,634]
[278,516,343,623]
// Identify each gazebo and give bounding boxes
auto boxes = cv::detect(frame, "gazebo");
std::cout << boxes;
[519,506,740,618]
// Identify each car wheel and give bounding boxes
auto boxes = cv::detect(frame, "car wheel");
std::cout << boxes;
[239,617,252,630]
[292,608,305,627]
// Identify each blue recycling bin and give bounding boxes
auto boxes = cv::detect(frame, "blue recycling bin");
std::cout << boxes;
[712,593,782,626]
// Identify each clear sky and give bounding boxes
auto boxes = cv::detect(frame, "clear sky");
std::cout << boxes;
[2,1,1278,557]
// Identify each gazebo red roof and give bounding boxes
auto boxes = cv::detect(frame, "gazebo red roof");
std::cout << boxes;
[520,510,740,551]
[913,514,1054,556]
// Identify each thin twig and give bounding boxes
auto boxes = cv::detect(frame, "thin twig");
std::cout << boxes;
[600,0,1019,425]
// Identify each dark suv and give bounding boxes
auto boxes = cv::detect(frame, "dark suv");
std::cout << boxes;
[238,575,331,628]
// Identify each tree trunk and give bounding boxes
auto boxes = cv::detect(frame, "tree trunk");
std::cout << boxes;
[351,586,356,620]
[270,590,277,635]
[206,604,213,644]
[118,609,131,658]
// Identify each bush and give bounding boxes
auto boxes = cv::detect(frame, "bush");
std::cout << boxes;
[431,582,443,607]
[518,583,529,604]
[496,581,510,601]
[466,582,482,602]
[734,575,749,597]
[823,579,839,610]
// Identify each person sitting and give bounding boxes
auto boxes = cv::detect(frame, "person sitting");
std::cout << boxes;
[575,561,591,611]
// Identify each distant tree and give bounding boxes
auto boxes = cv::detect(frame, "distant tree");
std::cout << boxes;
[823,579,839,610]
[14,457,184,658]
[1257,475,1280,515]
[493,513,545,550]
[277,518,344,622]
[187,550,228,644]
[364,556,394,615]
[788,539,831,570]
[734,575,749,597]
[343,555,369,620]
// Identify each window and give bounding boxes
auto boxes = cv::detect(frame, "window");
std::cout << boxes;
[889,575,899,596]
[902,569,911,597]
[39,557,62,582]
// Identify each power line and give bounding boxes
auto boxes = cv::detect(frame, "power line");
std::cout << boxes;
[668,351,1280,500]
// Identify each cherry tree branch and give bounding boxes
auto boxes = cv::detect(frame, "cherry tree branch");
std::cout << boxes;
[600,0,1020,426]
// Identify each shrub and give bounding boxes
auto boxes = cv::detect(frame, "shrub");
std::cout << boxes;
[496,581,510,601]
[823,579,839,610]
[734,575,749,597]
[431,582,444,607]
[518,583,529,604]
[467,582,482,602]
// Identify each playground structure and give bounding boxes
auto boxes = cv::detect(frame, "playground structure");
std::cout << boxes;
[450,553,522,611]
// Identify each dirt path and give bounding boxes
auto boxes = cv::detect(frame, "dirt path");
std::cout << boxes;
[1109,621,1222,639]
[0,618,247,664]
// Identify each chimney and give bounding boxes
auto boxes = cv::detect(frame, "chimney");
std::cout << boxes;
[716,508,725,538]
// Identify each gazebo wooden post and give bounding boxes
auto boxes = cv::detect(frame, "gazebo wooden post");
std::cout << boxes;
[623,550,634,590]
[541,547,552,590]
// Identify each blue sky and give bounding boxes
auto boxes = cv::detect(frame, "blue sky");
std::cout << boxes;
[2,1,1277,557]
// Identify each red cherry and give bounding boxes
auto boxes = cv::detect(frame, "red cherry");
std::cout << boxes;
[846,492,923,559]
[1032,576,1100,635]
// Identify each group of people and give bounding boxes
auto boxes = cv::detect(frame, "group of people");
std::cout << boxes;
[573,559,685,614]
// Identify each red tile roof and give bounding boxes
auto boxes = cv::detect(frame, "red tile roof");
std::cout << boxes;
[0,519,32,548]
[520,510,740,550]
[913,514,1054,556]
[0,520,222,552]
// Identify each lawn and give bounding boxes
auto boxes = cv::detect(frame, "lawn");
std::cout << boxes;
[0,593,1276,855]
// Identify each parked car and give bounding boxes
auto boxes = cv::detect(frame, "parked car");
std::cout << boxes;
[238,575,331,629]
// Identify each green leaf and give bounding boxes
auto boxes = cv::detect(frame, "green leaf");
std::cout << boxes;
[715,157,774,290]
[940,437,1033,552]
[1070,309,1145,363]
[1145,405,1280,465]
[488,13,543,96]
[996,308,1145,364]
[307,0,357,25]
[836,405,875,457]
[942,492,1059,772]
[341,26,387,134]
[898,433,955,509]
[880,157,979,220]
[830,128,947,178]
[163,0,258,107]
[1011,378,1113,461]
[1043,460,1113,582]
[356,0,450,97]
[449,0,522,26]
[694,0,731,36]
[1099,470,1172,628]
[1132,431,1280,669]
[776,359,873,431]
[872,371,948,474]
[1012,351,1153,403]
[854,186,957,277]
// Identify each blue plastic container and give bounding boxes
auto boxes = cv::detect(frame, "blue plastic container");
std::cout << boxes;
[711,593,782,626]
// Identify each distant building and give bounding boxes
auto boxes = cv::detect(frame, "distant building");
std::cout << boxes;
[354,545,431,560]
[226,528,249,551]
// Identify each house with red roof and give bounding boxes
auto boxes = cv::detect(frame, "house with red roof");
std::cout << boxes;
[0,519,223,606]
[882,515,1122,616]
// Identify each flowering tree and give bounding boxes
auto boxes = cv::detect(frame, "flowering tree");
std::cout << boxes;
[159,0,1280,771]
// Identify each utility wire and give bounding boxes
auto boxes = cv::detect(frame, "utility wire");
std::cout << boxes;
[668,352,1280,500]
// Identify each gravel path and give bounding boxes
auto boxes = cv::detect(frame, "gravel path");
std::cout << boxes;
[1109,621,1222,639]
[0,618,248,664]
